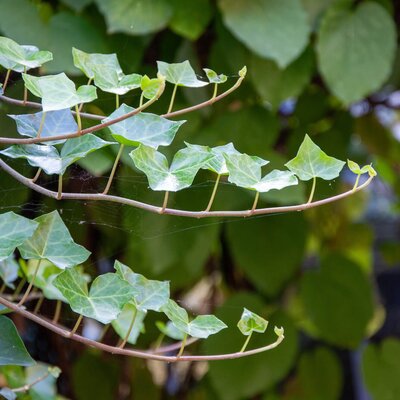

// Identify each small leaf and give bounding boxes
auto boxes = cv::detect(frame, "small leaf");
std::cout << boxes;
[8,109,78,145]
[203,68,228,84]
[347,159,376,177]
[54,267,135,324]
[237,308,268,336]
[0,316,35,366]
[18,211,91,270]
[0,212,38,262]
[22,73,97,112]
[0,255,19,289]
[130,144,214,192]
[156,320,185,341]
[26,363,58,399]
[48,366,62,378]
[103,104,185,148]
[162,299,189,332]
[285,134,345,181]
[111,303,146,345]
[140,75,163,100]
[0,388,16,400]
[274,326,284,338]
[157,60,209,87]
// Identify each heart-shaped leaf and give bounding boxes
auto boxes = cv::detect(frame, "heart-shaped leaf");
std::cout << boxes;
[0,36,52,72]
[140,75,163,100]
[9,109,78,145]
[156,320,186,341]
[203,68,227,84]
[347,160,376,177]
[54,267,135,324]
[162,299,227,339]
[0,255,19,290]
[103,104,185,148]
[130,144,214,192]
[114,260,169,312]
[18,211,90,270]
[111,303,146,345]
[157,61,209,87]
[285,135,345,181]
[22,73,97,112]
[0,212,38,262]
[237,308,268,336]
[252,170,299,193]
[0,316,35,366]
[0,134,114,175]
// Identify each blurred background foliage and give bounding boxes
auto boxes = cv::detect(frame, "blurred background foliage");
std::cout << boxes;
[0,0,400,399]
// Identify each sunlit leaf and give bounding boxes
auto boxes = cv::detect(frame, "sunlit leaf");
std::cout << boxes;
[285,134,345,181]
[22,73,97,112]
[111,303,146,345]
[0,212,38,262]
[156,320,185,341]
[54,267,135,324]
[253,170,298,193]
[347,159,376,177]
[140,75,163,100]
[18,211,91,270]
[157,60,209,87]
[237,308,268,336]
[0,255,19,289]
[103,104,185,148]
[203,68,228,84]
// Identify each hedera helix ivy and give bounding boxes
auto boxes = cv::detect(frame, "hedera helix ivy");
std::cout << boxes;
[0,36,376,363]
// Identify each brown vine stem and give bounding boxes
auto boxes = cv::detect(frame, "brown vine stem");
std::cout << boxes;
[3,69,11,92]
[0,295,284,362]
[0,158,374,218]
[0,73,245,145]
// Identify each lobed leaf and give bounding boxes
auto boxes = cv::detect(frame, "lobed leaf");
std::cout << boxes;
[203,68,228,84]
[347,159,376,177]
[156,320,185,341]
[157,60,209,87]
[237,308,268,336]
[140,75,163,100]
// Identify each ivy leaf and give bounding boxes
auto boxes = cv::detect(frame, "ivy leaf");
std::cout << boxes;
[8,109,78,145]
[285,134,345,181]
[0,134,114,175]
[157,60,209,87]
[114,260,169,312]
[22,73,97,112]
[130,144,214,192]
[347,160,376,177]
[0,255,19,290]
[237,308,268,336]
[26,363,59,399]
[162,299,227,339]
[203,68,228,84]
[252,170,298,193]
[103,104,185,148]
[140,75,163,100]
[0,212,38,262]
[17,211,91,270]
[0,316,35,366]
[111,303,146,345]
[156,320,185,341]
[72,48,142,95]
[0,36,52,72]
[54,267,135,324]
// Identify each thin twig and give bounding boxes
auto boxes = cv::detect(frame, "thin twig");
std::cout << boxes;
[308,177,317,204]
[205,174,221,212]
[18,259,41,306]
[3,69,11,92]
[31,168,42,183]
[103,144,124,194]
[119,308,137,349]
[52,300,62,324]
[12,371,50,393]
[160,191,169,214]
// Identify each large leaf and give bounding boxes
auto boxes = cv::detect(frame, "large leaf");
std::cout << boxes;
[103,104,185,148]
[285,134,345,181]
[218,0,310,68]
[0,316,35,366]
[114,260,169,312]
[237,308,268,336]
[72,48,142,95]
[130,144,213,192]
[95,0,173,35]
[18,211,91,270]
[317,1,396,104]
[0,134,114,175]
[8,109,78,145]
[54,267,135,324]
[157,60,209,87]
[0,36,52,72]
[22,73,97,112]
[0,212,38,262]
[0,256,19,290]
[162,299,227,339]
[111,303,146,345]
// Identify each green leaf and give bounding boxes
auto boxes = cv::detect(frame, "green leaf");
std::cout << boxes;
[0,212,38,262]
[300,253,374,348]
[22,73,97,112]
[130,144,213,192]
[54,267,135,324]
[140,75,163,100]
[0,316,35,366]
[111,303,146,345]
[285,134,345,181]
[9,109,78,145]
[18,211,91,270]
[114,260,169,311]
[362,339,400,400]
[347,159,376,177]
[218,0,310,68]
[0,134,114,175]
[203,68,228,84]
[72,48,142,95]
[26,363,58,400]
[237,308,268,336]
[0,36,52,72]
[317,1,396,104]
[0,256,19,289]
[95,0,173,35]
[253,170,299,193]
[103,104,185,148]
[157,60,209,87]
[156,320,185,341]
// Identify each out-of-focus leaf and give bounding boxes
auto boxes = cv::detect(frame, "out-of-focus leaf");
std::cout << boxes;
[111,303,146,345]
[156,320,185,340]
[26,363,58,400]
[0,256,19,289]
[157,60,209,87]
[0,388,16,400]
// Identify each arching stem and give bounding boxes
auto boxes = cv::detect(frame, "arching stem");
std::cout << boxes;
[119,308,137,349]
[98,324,110,342]
[177,333,188,357]
[352,174,361,191]
[250,191,260,214]
[75,104,82,132]
[103,144,124,194]
[18,259,41,306]
[31,168,42,183]
[23,67,28,104]
[52,300,62,324]
[37,111,46,138]
[211,83,218,100]
[70,315,83,336]
[139,92,145,107]
[240,331,253,353]
[116,94,120,109]
[167,84,178,114]
[57,175,63,200]
[3,69,11,92]
[12,371,50,393]
[307,176,317,204]
[154,333,165,350]
[78,78,93,112]
[12,278,26,300]
[33,296,44,314]
[160,191,169,214]
[205,174,221,212]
